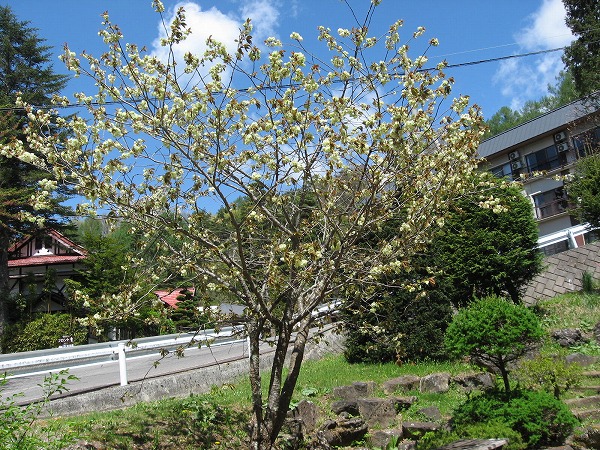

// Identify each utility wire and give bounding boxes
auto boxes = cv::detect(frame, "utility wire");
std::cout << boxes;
[0,46,566,113]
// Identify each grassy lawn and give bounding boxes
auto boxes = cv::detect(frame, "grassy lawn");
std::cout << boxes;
[25,291,600,448]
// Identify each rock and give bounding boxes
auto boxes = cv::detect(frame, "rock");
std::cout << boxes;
[594,321,600,344]
[568,424,600,450]
[317,417,368,448]
[434,438,508,449]
[287,399,317,434]
[369,429,403,449]
[331,399,359,416]
[420,372,450,394]
[418,406,442,422]
[391,395,418,411]
[332,381,375,400]
[382,375,421,394]
[565,352,599,367]
[551,328,586,347]
[357,397,398,428]
[452,372,495,391]
[402,421,439,440]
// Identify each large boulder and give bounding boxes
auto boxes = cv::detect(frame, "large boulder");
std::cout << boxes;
[551,328,586,347]
[419,372,450,394]
[316,417,368,448]
[452,372,495,391]
[382,375,420,394]
[357,397,398,428]
[332,381,376,400]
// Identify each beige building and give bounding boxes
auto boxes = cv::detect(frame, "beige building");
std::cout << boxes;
[478,99,599,256]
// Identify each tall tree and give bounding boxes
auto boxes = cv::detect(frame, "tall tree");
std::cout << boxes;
[5,3,485,447]
[567,153,600,229]
[562,0,600,97]
[431,173,543,304]
[0,6,71,337]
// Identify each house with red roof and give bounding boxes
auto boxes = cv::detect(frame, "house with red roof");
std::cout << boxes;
[8,229,87,313]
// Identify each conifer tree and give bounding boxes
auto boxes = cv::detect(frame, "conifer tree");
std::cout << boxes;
[0,6,72,337]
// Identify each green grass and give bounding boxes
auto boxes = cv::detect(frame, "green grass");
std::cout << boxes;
[28,291,600,448]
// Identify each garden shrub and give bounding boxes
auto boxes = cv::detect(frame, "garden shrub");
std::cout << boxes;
[452,389,579,448]
[514,352,583,399]
[3,314,88,353]
[444,296,545,392]
[344,286,452,364]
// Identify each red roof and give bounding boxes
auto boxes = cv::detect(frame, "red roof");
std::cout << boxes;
[9,254,86,268]
[155,288,195,308]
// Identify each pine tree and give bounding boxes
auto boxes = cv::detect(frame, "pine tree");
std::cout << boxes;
[562,0,600,97]
[0,6,72,337]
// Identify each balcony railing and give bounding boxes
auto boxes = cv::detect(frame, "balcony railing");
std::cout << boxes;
[535,199,569,220]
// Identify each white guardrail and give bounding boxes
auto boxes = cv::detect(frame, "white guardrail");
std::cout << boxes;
[0,300,341,387]
[0,326,241,386]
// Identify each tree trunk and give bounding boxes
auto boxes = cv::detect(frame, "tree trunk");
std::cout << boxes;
[248,315,314,450]
[0,228,11,350]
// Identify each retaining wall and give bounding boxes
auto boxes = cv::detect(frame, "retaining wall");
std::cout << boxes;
[523,240,600,305]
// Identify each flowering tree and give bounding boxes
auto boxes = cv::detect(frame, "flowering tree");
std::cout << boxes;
[4,1,485,447]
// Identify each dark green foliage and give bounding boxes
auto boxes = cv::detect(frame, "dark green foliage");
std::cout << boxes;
[451,389,579,448]
[444,296,545,392]
[567,153,600,229]
[432,174,543,305]
[0,6,72,335]
[344,281,453,364]
[170,289,208,331]
[562,0,600,97]
[2,313,87,353]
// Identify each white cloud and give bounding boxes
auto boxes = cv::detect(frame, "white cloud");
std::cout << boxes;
[151,2,241,66]
[494,0,575,110]
[151,1,282,66]
[239,0,280,43]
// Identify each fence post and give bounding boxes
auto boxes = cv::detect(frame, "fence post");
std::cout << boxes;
[118,343,128,386]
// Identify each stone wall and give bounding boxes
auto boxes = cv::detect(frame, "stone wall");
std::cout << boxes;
[523,240,600,305]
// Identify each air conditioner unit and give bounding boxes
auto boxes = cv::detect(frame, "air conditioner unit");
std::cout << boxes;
[554,131,567,143]
[510,161,522,171]
[556,142,570,153]
[508,150,520,161]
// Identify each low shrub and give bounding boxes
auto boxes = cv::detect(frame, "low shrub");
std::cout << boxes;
[513,352,583,399]
[452,389,579,448]
[3,314,88,353]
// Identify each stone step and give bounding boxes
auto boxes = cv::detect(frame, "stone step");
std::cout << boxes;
[583,371,600,378]
[564,395,600,409]
[574,409,600,421]
[571,385,600,394]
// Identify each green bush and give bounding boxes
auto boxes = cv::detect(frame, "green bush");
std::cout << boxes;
[514,352,583,399]
[452,389,579,448]
[0,370,78,449]
[444,296,545,392]
[3,314,88,353]
[344,287,452,364]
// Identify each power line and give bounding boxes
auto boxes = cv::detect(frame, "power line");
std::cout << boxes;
[0,46,567,113]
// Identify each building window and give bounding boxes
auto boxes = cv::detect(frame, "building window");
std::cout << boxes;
[532,188,568,220]
[572,126,600,158]
[525,145,566,173]
[490,162,516,180]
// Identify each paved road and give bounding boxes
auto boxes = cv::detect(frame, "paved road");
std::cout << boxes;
[4,338,251,405]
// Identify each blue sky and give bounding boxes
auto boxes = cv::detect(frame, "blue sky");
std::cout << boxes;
[3,0,574,119]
